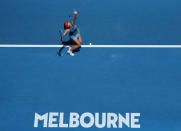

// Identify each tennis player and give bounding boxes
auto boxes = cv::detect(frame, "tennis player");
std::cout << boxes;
[61,10,82,56]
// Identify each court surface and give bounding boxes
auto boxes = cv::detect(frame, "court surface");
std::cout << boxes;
[0,0,181,131]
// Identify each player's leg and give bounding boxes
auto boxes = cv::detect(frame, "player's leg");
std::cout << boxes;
[78,35,82,44]
[70,38,81,51]
[70,35,82,51]
[67,39,79,56]
[67,34,82,56]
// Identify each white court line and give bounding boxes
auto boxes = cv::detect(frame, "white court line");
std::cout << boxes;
[0,44,181,48]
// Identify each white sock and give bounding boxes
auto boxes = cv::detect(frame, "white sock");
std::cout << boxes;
[67,50,74,56]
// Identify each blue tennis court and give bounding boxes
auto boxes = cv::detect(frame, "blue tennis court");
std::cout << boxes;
[0,0,181,131]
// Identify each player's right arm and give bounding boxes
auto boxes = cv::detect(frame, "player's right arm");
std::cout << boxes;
[61,29,70,41]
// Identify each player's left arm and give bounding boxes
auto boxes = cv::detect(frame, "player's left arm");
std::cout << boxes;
[71,10,78,26]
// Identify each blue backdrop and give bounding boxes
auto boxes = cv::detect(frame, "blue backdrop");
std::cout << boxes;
[0,0,181,131]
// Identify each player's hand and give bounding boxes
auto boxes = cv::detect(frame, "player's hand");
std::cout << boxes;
[73,10,78,15]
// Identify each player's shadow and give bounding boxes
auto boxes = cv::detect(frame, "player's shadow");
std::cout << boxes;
[58,40,81,56]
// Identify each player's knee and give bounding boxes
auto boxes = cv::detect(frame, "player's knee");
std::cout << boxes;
[77,41,81,46]
[78,37,82,44]
[79,39,82,44]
